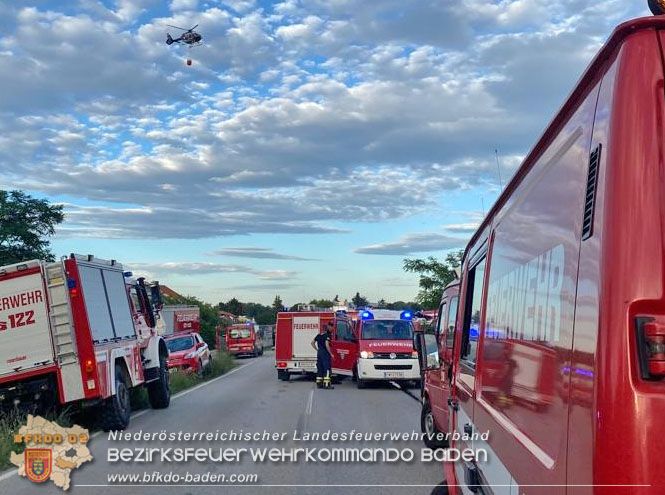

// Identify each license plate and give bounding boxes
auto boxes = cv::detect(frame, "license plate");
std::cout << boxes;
[298,362,315,369]
[384,371,404,379]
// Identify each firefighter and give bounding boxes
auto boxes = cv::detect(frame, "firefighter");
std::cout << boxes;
[311,321,334,389]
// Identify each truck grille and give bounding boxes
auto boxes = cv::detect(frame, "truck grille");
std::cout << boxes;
[374,364,413,370]
[373,353,412,359]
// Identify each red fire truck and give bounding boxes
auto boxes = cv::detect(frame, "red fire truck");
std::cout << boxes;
[0,254,171,431]
[435,12,665,495]
[161,305,200,335]
[275,311,348,380]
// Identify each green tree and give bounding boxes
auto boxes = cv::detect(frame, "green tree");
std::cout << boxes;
[377,298,387,308]
[272,295,284,312]
[243,302,277,325]
[309,299,333,308]
[220,297,243,316]
[0,190,64,265]
[352,292,368,308]
[403,250,463,309]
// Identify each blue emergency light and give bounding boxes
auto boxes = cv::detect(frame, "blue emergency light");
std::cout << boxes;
[400,310,413,320]
[361,310,374,320]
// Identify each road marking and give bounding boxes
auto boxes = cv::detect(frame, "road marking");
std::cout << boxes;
[389,381,421,402]
[0,362,253,483]
[305,389,314,415]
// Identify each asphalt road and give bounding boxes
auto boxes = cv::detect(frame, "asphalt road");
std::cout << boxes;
[0,351,446,494]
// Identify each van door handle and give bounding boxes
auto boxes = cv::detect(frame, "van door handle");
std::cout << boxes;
[448,398,459,411]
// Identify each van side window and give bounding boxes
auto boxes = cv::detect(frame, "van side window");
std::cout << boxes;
[461,258,486,369]
[446,296,458,349]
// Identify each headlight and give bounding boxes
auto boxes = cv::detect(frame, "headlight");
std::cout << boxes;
[411,351,419,358]
[360,351,374,359]
[184,352,196,360]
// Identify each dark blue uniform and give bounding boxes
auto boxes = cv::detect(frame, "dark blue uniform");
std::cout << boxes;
[314,331,332,388]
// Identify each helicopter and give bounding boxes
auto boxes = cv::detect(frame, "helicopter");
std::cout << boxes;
[165,24,202,46]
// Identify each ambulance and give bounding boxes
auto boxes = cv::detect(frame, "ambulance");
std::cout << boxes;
[439,10,665,494]
[0,254,171,431]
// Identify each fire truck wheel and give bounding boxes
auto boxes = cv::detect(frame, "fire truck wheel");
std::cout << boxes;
[100,369,132,431]
[197,360,204,378]
[148,353,171,409]
[278,370,290,381]
[421,400,447,449]
[206,355,213,374]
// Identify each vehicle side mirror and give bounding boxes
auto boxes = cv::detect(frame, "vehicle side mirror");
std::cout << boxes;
[416,333,440,371]
[196,342,205,349]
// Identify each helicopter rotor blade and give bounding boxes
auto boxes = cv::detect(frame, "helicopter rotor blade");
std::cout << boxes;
[188,24,199,32]
[167,24,188,30]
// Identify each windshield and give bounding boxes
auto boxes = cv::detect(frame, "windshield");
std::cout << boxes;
[361,320,414,340]
[166,336,195,352]
[229,328,251,339]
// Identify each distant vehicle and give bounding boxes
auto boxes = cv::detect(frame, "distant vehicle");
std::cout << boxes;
[275,311,346,381]
[161,305,200,335]
[258,325,275,348]
[438,12,665,494]
[226,323,264,358]
[0,254,170,431]
[165,332,211,377]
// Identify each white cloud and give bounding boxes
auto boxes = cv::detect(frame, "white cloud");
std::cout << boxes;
[208,247,318,261]
[0,0,648,245]
[355,232,467,255]
[170,0,198,11]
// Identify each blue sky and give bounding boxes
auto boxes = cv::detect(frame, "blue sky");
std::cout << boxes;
[0,0,648,305]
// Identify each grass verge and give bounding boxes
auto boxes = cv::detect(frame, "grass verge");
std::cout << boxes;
[0,409,73,471]
[0,351,236,472]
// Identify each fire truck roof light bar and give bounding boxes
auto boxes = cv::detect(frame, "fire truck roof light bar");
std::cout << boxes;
[361,310,374,320]
[400,310,413,320]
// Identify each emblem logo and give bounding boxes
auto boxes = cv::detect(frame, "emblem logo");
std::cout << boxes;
[25,449,52,483]
[389,352,396,359]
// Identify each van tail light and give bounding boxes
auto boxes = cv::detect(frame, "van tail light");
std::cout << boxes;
[636,317,665,379]
[276,362,287,368]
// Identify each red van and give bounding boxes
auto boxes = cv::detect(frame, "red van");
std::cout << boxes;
[441,14,665,495]
[225,323,264,357]
[332,309,420,388]
[419,281,459,448]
